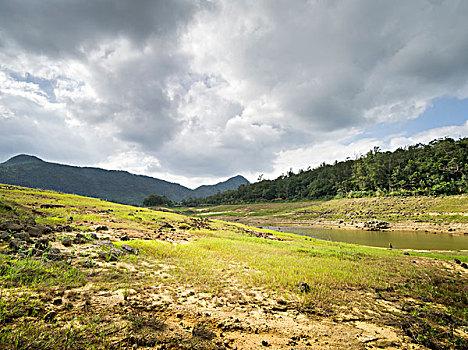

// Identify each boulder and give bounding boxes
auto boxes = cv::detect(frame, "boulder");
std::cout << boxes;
[62,237,72,247]
[27,225,52,237]
[0,231,11,242]
[35,238,50,250]
[121,244,138,254]
[9,238,26,250]
[0,221,24,232]
[13,231,31,243]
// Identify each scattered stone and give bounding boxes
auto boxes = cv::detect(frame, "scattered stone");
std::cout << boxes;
[9,238,26,250]
[121,244,138,255]
[73,233,87,244]
[0,221,24,232]
[27,226,44,237]
[53,298,62,305]
[40,204,65,209]
[192,322,215,340]
[89,233,98,240]
[99,248,123,262]
[454,258,461,264]
[82,261,94,268]
[44,310,56,322]
[13,231,31,243]
[160,222,173,229]
[298,282,311,293]
[62,237,72,247]
[35,237,50,250]
[403,252,410,256]
[0,231,11,242]
[121,234,129,241]
[95,225,108,231]
[461,262,468,269]
[363,221,390,231]
[261,340,270,347]
[49,247,61,254]
[56,224,73,232]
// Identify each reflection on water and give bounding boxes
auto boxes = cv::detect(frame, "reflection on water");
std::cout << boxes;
[267,227,468,250]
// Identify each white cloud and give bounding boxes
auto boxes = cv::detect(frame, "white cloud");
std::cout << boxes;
[0,0,468,187]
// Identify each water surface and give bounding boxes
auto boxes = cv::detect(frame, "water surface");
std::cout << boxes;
[268,227,468,250]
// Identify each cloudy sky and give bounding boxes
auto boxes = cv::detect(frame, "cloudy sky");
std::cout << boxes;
[1,0,467,188]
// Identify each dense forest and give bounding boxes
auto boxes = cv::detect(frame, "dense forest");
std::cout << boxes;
[182,137,468,206]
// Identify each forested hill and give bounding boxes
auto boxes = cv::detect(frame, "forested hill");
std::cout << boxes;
[0,155,249,205]
[182,137,468,206]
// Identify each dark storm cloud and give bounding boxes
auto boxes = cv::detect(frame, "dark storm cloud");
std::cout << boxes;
[0,0,199,57]
[0,0,468,184]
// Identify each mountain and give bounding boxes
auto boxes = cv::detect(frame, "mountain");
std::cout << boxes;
[192,175,249,198]
[0,155,249,206]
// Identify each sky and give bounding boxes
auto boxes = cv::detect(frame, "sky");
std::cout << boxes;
[0,0,467,188]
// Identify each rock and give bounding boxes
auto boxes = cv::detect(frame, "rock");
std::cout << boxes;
[461,262,468,269]
[89,233,98,240]
[121,234,129,241]
[121,244,138,254]
[363,221,390,231]
[298,282,310,293]
[0,231,11,242]
[53,298,62,305]
[192,322,215,340]
[27,225,52,237]
[99,248,123,262]
[261,340,270,347]
[0,221,24,232]
[81,261,94,268]
[40,204,65,209]
[56,224,73,232]
[62,237,72,247]
[49,247,61,254]
[46,253,66,261]
[13,231,31,243]
[403,252,410,256]
[44,310,56,322]
[454,258,461,264]
[73,235,87,244]
[9,238,26,250]
[95,225,108,231]
[35,238,50,250]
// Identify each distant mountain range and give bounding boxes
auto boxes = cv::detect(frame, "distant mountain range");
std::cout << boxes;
[0,155,249,206]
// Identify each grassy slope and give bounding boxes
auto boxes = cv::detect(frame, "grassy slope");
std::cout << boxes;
[178,195,468,233]
[0,184,467,349]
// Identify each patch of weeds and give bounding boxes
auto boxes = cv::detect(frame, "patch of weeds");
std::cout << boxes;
[126,312,165,332]
[0,291,42,325]
[0,257,85,288]
[0,317,119,350]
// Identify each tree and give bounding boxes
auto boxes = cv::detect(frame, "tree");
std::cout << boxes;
[142,194,173,207]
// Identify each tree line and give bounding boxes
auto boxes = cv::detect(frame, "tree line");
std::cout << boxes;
[181,137,468,206]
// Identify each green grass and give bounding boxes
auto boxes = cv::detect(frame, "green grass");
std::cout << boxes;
[180,195,468,225]
[1,184,467,348]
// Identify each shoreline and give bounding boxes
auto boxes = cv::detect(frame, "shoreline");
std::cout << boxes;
[214,215,468,235]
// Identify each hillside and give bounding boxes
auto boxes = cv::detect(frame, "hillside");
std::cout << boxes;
[0,184,467,349]
[0,155,249,205]
[183,137,468,206]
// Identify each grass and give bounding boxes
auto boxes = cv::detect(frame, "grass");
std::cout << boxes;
[178,195,468,225]
[0,184,467,348]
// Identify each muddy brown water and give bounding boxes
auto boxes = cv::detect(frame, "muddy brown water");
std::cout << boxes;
[267,226,468,250]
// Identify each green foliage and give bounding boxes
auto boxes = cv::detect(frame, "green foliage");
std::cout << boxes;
[183,137,468,205]
[142,193,173,207]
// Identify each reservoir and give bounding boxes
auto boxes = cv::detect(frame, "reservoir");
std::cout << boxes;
[268,227,468,251]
